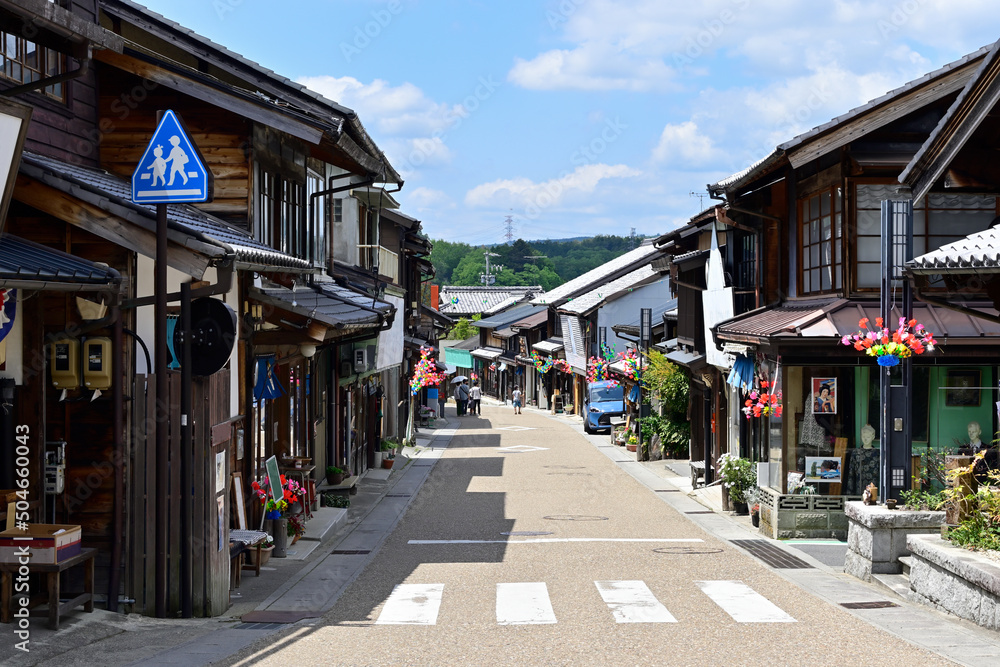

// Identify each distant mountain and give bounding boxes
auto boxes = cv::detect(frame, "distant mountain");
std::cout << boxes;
[429,235,641,288]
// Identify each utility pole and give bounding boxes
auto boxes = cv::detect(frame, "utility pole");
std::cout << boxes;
[504,214,516,245]
[480,251,503,285]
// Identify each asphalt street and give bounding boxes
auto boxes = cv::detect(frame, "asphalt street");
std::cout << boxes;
[222,405,955,667]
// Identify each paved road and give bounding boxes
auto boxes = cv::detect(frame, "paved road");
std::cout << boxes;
[224,406,954,667]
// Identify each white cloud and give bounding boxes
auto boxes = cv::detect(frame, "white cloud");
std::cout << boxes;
[400,186,455,210]
[464,163,641,212]
[508,43,676,92]
[651,121,723,167]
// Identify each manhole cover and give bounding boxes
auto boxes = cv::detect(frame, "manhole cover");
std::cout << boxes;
[501,531,554,536]
[542,515,609,521]
[653,546,724,555]
[840,601,899,609]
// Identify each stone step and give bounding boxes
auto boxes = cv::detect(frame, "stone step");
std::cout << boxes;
[872,573,910,599]
[898,555,913,577]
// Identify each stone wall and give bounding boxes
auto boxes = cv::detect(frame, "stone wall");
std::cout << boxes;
[844,501,945,582]
[758,488,856,539]
[908,534,1000,630]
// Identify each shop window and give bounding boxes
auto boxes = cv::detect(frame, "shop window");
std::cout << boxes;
[256,165,306,258]
[0,31,65,101]
[855,184,996,289]
[799,187,842,295]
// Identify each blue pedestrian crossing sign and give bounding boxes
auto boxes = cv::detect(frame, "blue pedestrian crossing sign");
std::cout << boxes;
[131,110,212,204]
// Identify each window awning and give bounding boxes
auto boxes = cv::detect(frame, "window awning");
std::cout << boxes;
[471,347,503,361]
[532,337,564,354]
[251,282,394,342]
[666,348,706,368]
[0,234,122,291]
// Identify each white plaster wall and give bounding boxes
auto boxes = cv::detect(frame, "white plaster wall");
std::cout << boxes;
[596,281,668,355]
[0,290,24,385]
[333,196,360,265]
[376,294,403,372]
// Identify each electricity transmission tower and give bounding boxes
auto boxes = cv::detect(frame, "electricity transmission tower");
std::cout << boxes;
[504,215,515,245]
[629,227,638,249]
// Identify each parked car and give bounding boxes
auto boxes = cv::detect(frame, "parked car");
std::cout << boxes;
[584,380,625,433]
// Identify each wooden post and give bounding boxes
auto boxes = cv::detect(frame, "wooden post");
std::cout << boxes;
[945,455,976,526]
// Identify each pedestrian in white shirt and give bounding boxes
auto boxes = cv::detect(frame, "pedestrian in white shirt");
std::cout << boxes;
[511,386,522,415]
[469,382,482,415]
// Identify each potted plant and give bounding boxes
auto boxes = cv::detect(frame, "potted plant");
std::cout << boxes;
[287,514,306,544]
[381,439,397,469]
[718,453,756,515]
[744,487,762,527]
[247,535,275,566]
[250,474,305,558]
[326,465,346,485]
[626,434,638,453]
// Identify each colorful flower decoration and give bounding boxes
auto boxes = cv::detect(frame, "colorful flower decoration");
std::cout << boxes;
[586,343,619,386]
[409,345,447,395]
[489,362,497,372]
[470,372,478,381]
[840,316,937,364]
[530,350,554,374]
[742,379,782,420]
[618,349,641,382]
[553,359,572,373]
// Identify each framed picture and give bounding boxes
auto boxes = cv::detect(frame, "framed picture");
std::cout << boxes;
[215,451,226,494]
[945,369,981,407]
[811,377,837,414]
[805,456,841,483]
[231,472,248,531]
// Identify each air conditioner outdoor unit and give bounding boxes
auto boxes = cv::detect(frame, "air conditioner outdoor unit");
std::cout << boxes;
[354,348,367,373]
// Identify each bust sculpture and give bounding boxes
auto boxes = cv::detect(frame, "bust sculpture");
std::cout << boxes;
[860,424,876,450]
[968,421,983,449]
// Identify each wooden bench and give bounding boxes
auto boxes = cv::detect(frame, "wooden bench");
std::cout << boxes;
[690,461,707,489]
[1,547,96,630]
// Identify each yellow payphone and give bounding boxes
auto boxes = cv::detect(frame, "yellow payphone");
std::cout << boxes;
[83,337,113,390]
[50,337,80,389]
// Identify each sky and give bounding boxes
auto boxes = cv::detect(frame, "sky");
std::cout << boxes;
[137,0,1000,246]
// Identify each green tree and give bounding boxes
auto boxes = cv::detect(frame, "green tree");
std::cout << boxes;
[446,314,480,340]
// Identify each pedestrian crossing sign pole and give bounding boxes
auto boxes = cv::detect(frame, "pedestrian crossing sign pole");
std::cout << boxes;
[131,110,213,620]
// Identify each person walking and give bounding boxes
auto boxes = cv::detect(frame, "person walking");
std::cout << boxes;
[511,385,523,415]
[437,386,447,419]
[457,379,470,416]
[469,381,482,415]
[453,381,465,416]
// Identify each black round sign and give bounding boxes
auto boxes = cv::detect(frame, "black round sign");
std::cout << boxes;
[173,297,237,376]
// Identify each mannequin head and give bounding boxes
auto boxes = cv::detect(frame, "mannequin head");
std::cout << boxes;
[860,424,876,449]
[968,421,982,445]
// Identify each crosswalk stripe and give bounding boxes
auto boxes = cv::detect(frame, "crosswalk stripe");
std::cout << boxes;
[695,580,796,623]
[595,580,677,623]
[375,584,444,625]
[496,582,557,625]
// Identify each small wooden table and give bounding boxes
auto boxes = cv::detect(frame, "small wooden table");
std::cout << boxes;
[1,547,96,630]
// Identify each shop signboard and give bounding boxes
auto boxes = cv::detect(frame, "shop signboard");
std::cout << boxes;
[0,98,32,235]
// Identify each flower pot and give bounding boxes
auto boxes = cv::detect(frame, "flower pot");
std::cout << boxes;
[248,544,274,567]
[382,458,394,469]
[626,443,637,452]
[327,472,346,485]
[733,501,749,516]
[751,512,760,528]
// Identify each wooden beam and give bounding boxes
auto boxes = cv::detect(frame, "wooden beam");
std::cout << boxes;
[94,50,324,146]
[252,329,325,346]
[15,177,211,277]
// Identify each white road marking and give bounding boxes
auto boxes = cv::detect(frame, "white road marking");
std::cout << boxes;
[497,582,557,625]
[497,426,536,432]
[595,580,677,623]
[496,444,546,453]
[695,580,796,623]
[408,538,704,545]
[375,583,444,625]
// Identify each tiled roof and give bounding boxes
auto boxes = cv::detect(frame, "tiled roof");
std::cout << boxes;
[471,347,504,360]
[710,43,992,195]
[560,265,664,315]
[716,299,1000,342]
[20,152,313,272]
[0,234,121,287]
[510,310,548,330]
[906,225,1000,274]
[532,243,662,306]
[439,286,542,316]
[611,298,678,335]
[473,303,543,329]
[253,282,392,332]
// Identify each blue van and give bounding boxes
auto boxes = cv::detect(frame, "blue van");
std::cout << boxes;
[584,380,625,433]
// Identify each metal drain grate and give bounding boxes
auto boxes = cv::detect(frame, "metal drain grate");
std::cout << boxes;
[685,510,715,514]
[385,494,411,498]
[413,463,433,467]
[730,539,815,569]
[331,549,372,555]
[542,515,609,521]
[840,601,899,609]
[655,489,681,493]
[233,622,286,630]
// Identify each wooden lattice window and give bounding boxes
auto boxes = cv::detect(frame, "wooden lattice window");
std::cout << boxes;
[0,31,65,101]
[799,187,842,295]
